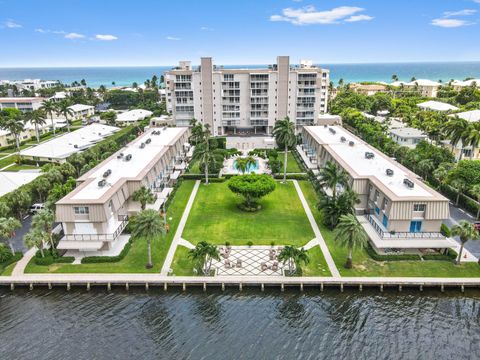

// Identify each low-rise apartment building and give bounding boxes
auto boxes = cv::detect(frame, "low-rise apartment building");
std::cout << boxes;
[55,126,191,256]
[389,127,428,149]
[165,56,329,136]
[0,97,44,112]
[68,104,95,120]
[298,125,453,253]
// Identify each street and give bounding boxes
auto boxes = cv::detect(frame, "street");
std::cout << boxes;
[444,203,480,257]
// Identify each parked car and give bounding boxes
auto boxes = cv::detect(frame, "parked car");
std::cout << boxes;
[29,203,45,214]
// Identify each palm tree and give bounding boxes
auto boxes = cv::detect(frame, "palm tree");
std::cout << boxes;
[40,99,58,135]
[451,220,480,264]
[0,217,21,254]
[31,209,55,250]
[235,156,256,174]
[25,109,47,143]
[192,124,215,184]
[450,178,467,206]
[319,188,359,229]
[24,228,47,258]
[131,209,166,268]
[188,241,220,275]
[132,186,156,210]
[334,214,368,269]
[278,246,309,275]
[465,122,480,160]
[56,100,74,132]
[272,117,297,183]
[338,78,344,87]
[470,184,480,220]
[0,110,25,153]
[318,161,349,199]
[416,159,434,180]
[443,117,469,160]
[391,74,399,82]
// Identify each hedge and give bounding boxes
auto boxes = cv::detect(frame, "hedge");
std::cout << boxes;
[273,173,308,180]
[0,252,23,273]
[81,237,133,263]
[366,244,457,262]
[34,249,75,265]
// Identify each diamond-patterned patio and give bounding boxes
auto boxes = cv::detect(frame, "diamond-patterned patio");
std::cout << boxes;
[212,246,287,276]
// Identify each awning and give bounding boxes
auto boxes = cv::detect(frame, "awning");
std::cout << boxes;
[175,163,186,170]
[57,240,103,250]
[170,170,181,180]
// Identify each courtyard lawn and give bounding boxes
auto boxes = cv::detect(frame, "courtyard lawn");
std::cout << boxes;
[187,159,201,174]
[25,180,196,273]
[170,246,195,276]
[278,152,303,173]
[299,181,480,277]
[6,164,40,172]
[182,181,315,246]
[301,246,332,276]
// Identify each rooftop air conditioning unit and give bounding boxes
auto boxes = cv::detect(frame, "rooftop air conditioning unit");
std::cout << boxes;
[340,136,346,143]
[103,169,112,178]
[386,169,394,177]
[349,141,355,147]
[98,179,106,187]
[365,152,375,159]
[125,154,132,161]
[117,152,124,159]
[323,124,328,128]
[140,143,146,149]
[163,126,167,130]
[73,144,78,148]
[145,138,152,144]
[329,128,336,135]
[403,178,415,189]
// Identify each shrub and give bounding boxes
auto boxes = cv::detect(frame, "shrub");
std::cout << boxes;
[440,223,451,237]
[247,241,253,247]
[0,252,22,273]
[266,149,278,159]
[228,174,276,211]
[270,241,275,247]
[0,244,12,263]
[269,159,282,175]
[81,238,133,263]
[225,241,231,247]
[365,244,421,261]
[273,174,308,180]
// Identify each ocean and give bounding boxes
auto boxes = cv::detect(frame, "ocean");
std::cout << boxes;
[0,62,480,88]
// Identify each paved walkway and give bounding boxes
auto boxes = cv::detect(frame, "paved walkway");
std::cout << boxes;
[292,180,341,277]
[160,180,200,275]
[11,247,36,276]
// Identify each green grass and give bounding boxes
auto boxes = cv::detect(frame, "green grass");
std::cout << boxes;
[6,164,40,172]
[183,181,315,246]
[187,159,201,174]
[1,261,17,276]
[299,181,480,277]
[0,155,17,169]
[278,152,303,173]
[301,246,332,276]
[25,180,196,273]
[170,246,196,276]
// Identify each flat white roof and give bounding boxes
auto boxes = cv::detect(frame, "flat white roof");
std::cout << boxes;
[20,124,120,160]
[0,171,41,197]
[417,100,458,112]
[68,104,94,112]
[407,79,440,87]
[449,109,480,123]
[117,109,153,122]
[306,126,434,198]
[71,127,185,200]
[389,127,427,138]
[0,97,44,103]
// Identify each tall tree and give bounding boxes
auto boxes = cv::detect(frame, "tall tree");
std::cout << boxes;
[25,109,47,143]
[40,99,58,135]
[272,117,297,183]
[470,184,480,220]
[334,214,369,269]
[56,100,74,132]
[278,246,309,275]
[131,209,166,268]
[31,209,55,250]
[0,108,25,153]
[0,217,21,254]
[451,220,479,264]
[318,161,350,199]
[449,178,467,206]
[132,186,156,211]
[191,124,215,184]
[24,228,47,258]
[443,116,470,160]
[465,122,480,160]
[188,241,220,275]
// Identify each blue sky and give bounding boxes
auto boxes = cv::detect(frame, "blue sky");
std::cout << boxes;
[0,0,479,67]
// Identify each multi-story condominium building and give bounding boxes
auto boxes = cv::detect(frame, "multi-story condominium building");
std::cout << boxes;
[391,79,441,98]
[298,125,454,253]
[0,79,59,91]
[165,56,330,136]
[68,104,95,120]
[55,126,191,256]
[0,97,44,112]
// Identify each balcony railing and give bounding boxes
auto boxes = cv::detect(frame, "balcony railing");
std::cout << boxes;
[366,215,444,240]
[62,215,128,242]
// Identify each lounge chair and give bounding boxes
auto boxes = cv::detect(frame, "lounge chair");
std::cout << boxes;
[261,262,267,271]
[236,259,242,268]
[224,260,231,268]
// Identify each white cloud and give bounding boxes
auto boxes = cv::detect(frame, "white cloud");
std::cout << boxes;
[431,18,473,27]
[95,34,118,41]
[345,14,374,22]
[35,28,46,33]
[3,19,22,28]
[270,6,372,25]
[444,9,477,17]
[166,36,181,40]
[64,32,85,39]
[200,26,213,31]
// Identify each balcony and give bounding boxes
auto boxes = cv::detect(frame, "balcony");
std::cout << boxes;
[365,214,444,240]
[250,119,268,126]
[61,215,129,242]
[222,119,240,126]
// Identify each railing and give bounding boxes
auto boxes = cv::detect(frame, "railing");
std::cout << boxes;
[62,215,129,242]
[365,215,444,240]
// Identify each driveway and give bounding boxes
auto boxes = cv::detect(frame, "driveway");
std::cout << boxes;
[10,215,32,253]
[444,203,480,258]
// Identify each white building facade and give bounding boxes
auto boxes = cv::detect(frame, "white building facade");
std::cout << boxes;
[165,56,330,136]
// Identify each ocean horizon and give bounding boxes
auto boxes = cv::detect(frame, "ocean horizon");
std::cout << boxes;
[1,61,480,88]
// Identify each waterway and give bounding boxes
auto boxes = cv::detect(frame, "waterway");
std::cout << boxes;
[0,287,479,359]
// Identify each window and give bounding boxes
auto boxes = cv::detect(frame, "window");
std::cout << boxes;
[374,190,379,202]
[382,198,389,210]
[413,204,426,212]
[74,206,89,215]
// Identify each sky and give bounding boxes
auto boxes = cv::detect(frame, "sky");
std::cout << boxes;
[0,0,480,67]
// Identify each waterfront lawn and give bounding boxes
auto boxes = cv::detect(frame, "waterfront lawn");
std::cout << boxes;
[278,152,303,173]
[299,181,480,277]
[170,246,195,276]
[301,246,332,276]
[182,181,314,246]
[25,180,196,273]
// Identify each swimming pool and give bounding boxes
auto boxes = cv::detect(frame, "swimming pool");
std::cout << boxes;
[232,159,259,173]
